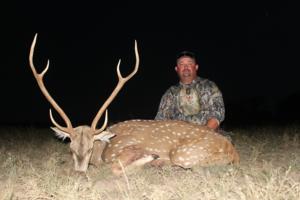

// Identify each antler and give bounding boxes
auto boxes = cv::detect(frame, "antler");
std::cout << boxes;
[91,40,140,133]
[29,33,73,133]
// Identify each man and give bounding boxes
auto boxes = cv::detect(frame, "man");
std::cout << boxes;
[155,51,225,130]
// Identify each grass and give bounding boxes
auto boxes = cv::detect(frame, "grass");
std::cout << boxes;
[0,125,299,200]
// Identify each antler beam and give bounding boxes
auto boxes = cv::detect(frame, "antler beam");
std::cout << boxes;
[29,33,73,133]
[91,40,140,133]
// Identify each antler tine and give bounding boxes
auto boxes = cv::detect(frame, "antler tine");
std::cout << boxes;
[94,110,109,134]
[91,40,140,131]
[29,33,73,132]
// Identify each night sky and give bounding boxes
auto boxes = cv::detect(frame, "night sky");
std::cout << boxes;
[0,1,298,127]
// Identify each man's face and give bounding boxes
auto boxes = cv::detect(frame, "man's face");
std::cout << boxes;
[175,56,198,84]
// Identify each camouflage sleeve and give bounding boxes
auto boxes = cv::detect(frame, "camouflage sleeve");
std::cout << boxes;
[206,82,225,123]
[155,88,176,120]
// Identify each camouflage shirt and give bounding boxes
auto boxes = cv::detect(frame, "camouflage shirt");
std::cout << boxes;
[155,77,225,125]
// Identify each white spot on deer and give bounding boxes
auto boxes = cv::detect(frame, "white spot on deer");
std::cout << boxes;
[185,157,191,161]
[154,148,160,152]
[178,157,184,161]
[219,148,224,152]
[111,153,116,157]
[127,141,135,145]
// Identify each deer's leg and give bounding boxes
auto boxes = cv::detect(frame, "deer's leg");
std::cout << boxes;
[170,139,239,168]
[111,145,159,176]
[193,139,240,165]
[169,143,200,169]
[149,158,168,167]
[90,141,106,167]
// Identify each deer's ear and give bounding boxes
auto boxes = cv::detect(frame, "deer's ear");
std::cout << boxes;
[50,127,70,140]
[94,131,115,142]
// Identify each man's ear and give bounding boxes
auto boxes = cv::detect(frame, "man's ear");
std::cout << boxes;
[175,66,178,72]
[50,127,70,140]
[195,64,199,70]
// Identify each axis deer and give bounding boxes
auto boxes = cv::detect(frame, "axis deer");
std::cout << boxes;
[28,33,138,173]
[28,34,239,176]
[102,120,239,175]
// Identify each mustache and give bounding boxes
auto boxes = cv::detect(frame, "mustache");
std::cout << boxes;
[183,69,191,73]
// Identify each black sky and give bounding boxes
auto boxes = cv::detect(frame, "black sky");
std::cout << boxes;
[0,1,298,127]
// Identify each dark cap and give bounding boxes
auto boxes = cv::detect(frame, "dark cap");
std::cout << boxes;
[176,51,197,63]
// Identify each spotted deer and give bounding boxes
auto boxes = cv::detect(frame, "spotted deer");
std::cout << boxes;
[28,33,138,173]
[28,34,239,176]
[102,120,239,175]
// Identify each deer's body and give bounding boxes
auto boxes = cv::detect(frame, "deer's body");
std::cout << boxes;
[90,120,239,175]
[28,34,239,176]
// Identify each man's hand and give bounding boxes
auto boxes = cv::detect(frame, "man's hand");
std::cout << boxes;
[206,118,219,130]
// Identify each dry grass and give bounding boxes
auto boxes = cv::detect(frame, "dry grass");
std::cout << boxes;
[0,125,299,200]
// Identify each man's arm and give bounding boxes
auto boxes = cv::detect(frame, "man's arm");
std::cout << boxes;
[205,82,225,129]
[155,88,176,120]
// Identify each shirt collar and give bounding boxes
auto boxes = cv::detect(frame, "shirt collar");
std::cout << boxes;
[179,76,200,88]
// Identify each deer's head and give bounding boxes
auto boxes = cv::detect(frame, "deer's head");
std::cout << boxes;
[28,34,139,172]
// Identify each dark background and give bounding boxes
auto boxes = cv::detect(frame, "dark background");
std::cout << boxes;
[0,1,299,129]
